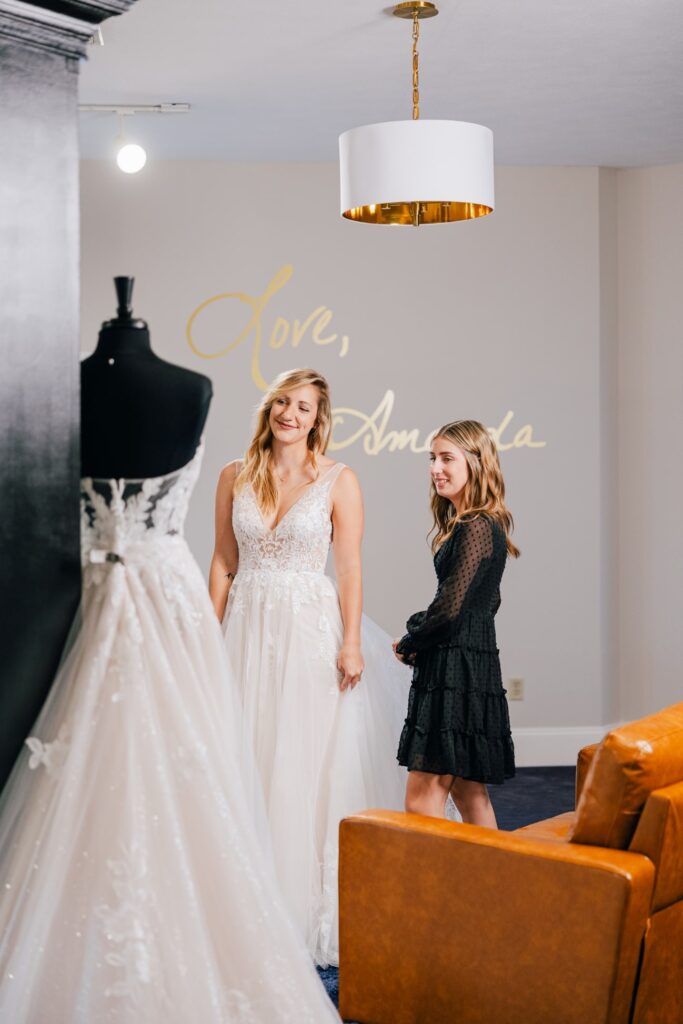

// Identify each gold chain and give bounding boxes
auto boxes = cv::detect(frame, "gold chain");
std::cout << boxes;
[412,11,420,120]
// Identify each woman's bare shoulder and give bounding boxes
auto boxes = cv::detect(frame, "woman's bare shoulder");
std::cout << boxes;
[217,459,242,487]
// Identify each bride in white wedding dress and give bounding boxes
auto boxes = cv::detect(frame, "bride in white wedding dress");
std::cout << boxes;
[0,440,338,1022]
[210,369,411,968]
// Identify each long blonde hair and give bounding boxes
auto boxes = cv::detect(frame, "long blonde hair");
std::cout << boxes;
[235,368,332,515]
[430,420,520,558]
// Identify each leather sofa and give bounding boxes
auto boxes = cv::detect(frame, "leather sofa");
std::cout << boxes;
[338,702,683,1024]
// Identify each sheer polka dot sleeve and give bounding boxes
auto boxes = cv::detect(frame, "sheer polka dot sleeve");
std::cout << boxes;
[396,517,495,657]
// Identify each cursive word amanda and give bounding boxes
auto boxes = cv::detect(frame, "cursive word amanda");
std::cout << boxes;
[330,391,546,456]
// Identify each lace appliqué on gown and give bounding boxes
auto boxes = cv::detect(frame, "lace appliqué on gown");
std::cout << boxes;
[229,471,342,653]
[25,725,69,778]
[95,842,163,1005]
[233,478,333,575]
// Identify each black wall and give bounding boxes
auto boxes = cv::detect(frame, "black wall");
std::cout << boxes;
[0,0,137,789]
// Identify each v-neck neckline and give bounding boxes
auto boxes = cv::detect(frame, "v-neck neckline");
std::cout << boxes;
[251,463,338,534]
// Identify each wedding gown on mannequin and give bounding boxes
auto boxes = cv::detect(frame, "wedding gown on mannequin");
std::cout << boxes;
[0,442,338,1023]
[223,462,412,968]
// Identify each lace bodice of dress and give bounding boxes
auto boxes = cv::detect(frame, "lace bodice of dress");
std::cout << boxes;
[232,463,346,574]
[80,440,204,568]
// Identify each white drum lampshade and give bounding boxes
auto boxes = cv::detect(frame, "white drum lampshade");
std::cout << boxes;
[339,118,494,226]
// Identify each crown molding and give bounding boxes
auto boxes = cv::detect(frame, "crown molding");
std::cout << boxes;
[0,0,136,58]
[24,1,135,18]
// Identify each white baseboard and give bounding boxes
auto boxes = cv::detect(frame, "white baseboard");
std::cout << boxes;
[512,725,617,767]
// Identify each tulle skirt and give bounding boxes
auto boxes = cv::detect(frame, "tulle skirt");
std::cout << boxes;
[223,568,412,967]
[0,537,338,1023]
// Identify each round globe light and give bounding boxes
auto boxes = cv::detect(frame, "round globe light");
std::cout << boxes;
[116,142,147,174]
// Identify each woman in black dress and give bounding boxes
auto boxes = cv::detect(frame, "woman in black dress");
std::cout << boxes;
[394,419,519,826]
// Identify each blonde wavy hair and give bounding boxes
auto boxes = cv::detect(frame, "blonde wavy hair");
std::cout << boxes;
[429,419,520,558]
[235,368,332,515]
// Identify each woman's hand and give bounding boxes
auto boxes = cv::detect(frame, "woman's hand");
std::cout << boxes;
[338,643,364,691]
[209,462,240,623]
[392,638,414,666]
[331,468,365,692]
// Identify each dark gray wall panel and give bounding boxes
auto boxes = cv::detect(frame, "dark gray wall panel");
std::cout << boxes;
[0,0,136,788]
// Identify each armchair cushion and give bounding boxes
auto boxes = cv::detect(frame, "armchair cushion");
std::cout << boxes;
[629,780,683,912]
[571,702,683,849]
[515,810,575,841]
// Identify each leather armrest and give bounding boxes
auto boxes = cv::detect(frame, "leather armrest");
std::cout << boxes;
[576,742,599,806]
[630,780,683,911]
[339,810,654,1024]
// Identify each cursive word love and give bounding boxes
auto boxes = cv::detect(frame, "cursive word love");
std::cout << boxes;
[329,391,546,456]
[186,264,349,391]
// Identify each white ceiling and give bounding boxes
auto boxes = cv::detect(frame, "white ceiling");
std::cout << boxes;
[78,0,683,167]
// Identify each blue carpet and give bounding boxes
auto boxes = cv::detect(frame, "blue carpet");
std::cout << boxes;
[317,765,576,1008]
[316,966,339,1006]
[490,765,575,831]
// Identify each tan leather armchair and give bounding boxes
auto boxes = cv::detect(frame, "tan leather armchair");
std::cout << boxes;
[338,702,683,1024]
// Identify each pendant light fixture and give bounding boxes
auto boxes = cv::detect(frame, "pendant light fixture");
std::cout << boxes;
[78,103,190,175]
[339,2,494,226]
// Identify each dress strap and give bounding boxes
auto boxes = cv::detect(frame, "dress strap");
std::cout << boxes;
[320,462,347,515]
[319,462,346,488]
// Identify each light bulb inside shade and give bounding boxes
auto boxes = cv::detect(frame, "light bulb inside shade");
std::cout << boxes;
[116,142,147,174]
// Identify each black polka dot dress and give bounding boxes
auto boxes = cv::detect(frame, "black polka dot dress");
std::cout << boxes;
[396,515,515,784]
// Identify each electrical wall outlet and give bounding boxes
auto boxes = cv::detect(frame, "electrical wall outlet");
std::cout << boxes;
[507,677,525,701]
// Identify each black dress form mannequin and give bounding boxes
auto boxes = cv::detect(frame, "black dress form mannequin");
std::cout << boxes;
[81,277,212,479]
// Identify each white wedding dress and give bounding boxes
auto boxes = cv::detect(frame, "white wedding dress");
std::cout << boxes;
[0,442,338,1023]
[223,463,412,967]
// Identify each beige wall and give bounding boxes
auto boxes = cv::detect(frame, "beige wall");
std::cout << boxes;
[598,168,620,726]
[617,164,683,719]
[79,160,680,760]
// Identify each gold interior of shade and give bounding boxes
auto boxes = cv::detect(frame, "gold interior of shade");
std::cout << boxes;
[342,200,493,225]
